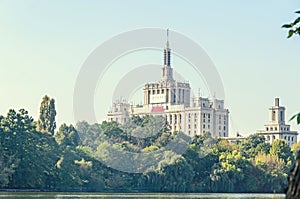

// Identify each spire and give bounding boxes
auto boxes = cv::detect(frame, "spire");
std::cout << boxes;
[166,28,169,48]
[161,29,174,82]
[164,29,171,67]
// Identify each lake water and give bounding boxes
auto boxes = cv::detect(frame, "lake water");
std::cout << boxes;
[0,192,285,199]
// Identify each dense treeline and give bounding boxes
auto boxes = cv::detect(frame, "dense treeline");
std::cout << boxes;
[0,97,299,192]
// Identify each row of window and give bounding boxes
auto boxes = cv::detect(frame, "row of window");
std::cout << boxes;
[187,113,227,121]
[266,135,294,142]
[151,89,165,94]
[266,126,290,131]
[150,88,187,95]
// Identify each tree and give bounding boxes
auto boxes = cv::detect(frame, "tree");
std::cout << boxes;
[282,11,300,38]
[286,152,300,199]
[37,95,56,135]
[254,152,287,192]
[291,141,300,157]
[0,156,19,187]
[55,124,80,146]
[282,10,300,199]
[239,134,269,158]
[270,139,293,165]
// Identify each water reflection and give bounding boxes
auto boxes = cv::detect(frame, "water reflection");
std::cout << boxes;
[0,192,285,199]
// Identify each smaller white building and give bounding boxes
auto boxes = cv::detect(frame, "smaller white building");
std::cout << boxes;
[256,98,298,147]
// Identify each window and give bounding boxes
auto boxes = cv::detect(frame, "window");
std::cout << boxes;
[194,124,197,128]
[267,135,270,141]
[270,127,273,131]
[292,137,294,141]
[288,136,290,141]
[188,124,191,129]
[273,135,275,140]
[275,127,277,131]
[153,90,155,94]
[219,126,221,130]
[272,111,276,121]
[223,126,226,131]
[208,114,211,118]
[157,90,160,94]
[266,127,269,131]
[284,136,287,140]
[162,89,164,94]
[224,132,226,137]
[203,124,205,129]
[208,124,210,129]
[203,113,206,118]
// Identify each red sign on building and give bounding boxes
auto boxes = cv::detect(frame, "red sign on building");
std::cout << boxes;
[151,106,164,113]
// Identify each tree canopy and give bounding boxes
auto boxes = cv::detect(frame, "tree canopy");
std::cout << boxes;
[37,95,56,135]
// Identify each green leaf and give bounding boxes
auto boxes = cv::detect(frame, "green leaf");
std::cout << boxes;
[290,113,300,125]
[287,29,294,38]
[282,24,292,28]
[293,17,300,25]
[290,113,298,121]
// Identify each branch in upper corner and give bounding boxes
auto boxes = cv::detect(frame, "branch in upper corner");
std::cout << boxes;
[290,113,300,125]
[282,11,300,38]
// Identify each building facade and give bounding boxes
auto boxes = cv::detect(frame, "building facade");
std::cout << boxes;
[107,33,229,137]
[256,98,298,147]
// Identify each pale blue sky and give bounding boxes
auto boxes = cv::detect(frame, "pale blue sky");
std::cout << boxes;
[0,0,299,135]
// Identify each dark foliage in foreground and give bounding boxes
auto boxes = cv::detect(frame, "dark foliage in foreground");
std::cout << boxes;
[0,109,297,192]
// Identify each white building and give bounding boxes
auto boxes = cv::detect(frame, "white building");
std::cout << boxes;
[107,32,229,137]
[256,98,298,147]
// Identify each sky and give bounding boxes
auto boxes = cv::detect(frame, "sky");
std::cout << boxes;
[0,0,300,136]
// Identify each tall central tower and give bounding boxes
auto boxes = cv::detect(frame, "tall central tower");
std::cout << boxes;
[161,29,174,82]
[143,29,190,106]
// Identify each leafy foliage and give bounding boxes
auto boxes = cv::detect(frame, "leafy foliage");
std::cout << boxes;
[290,112,300,125]
[37,95,57,135]
[0,107,294,192]
[55,124,80,147]
[282,11,300,38]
